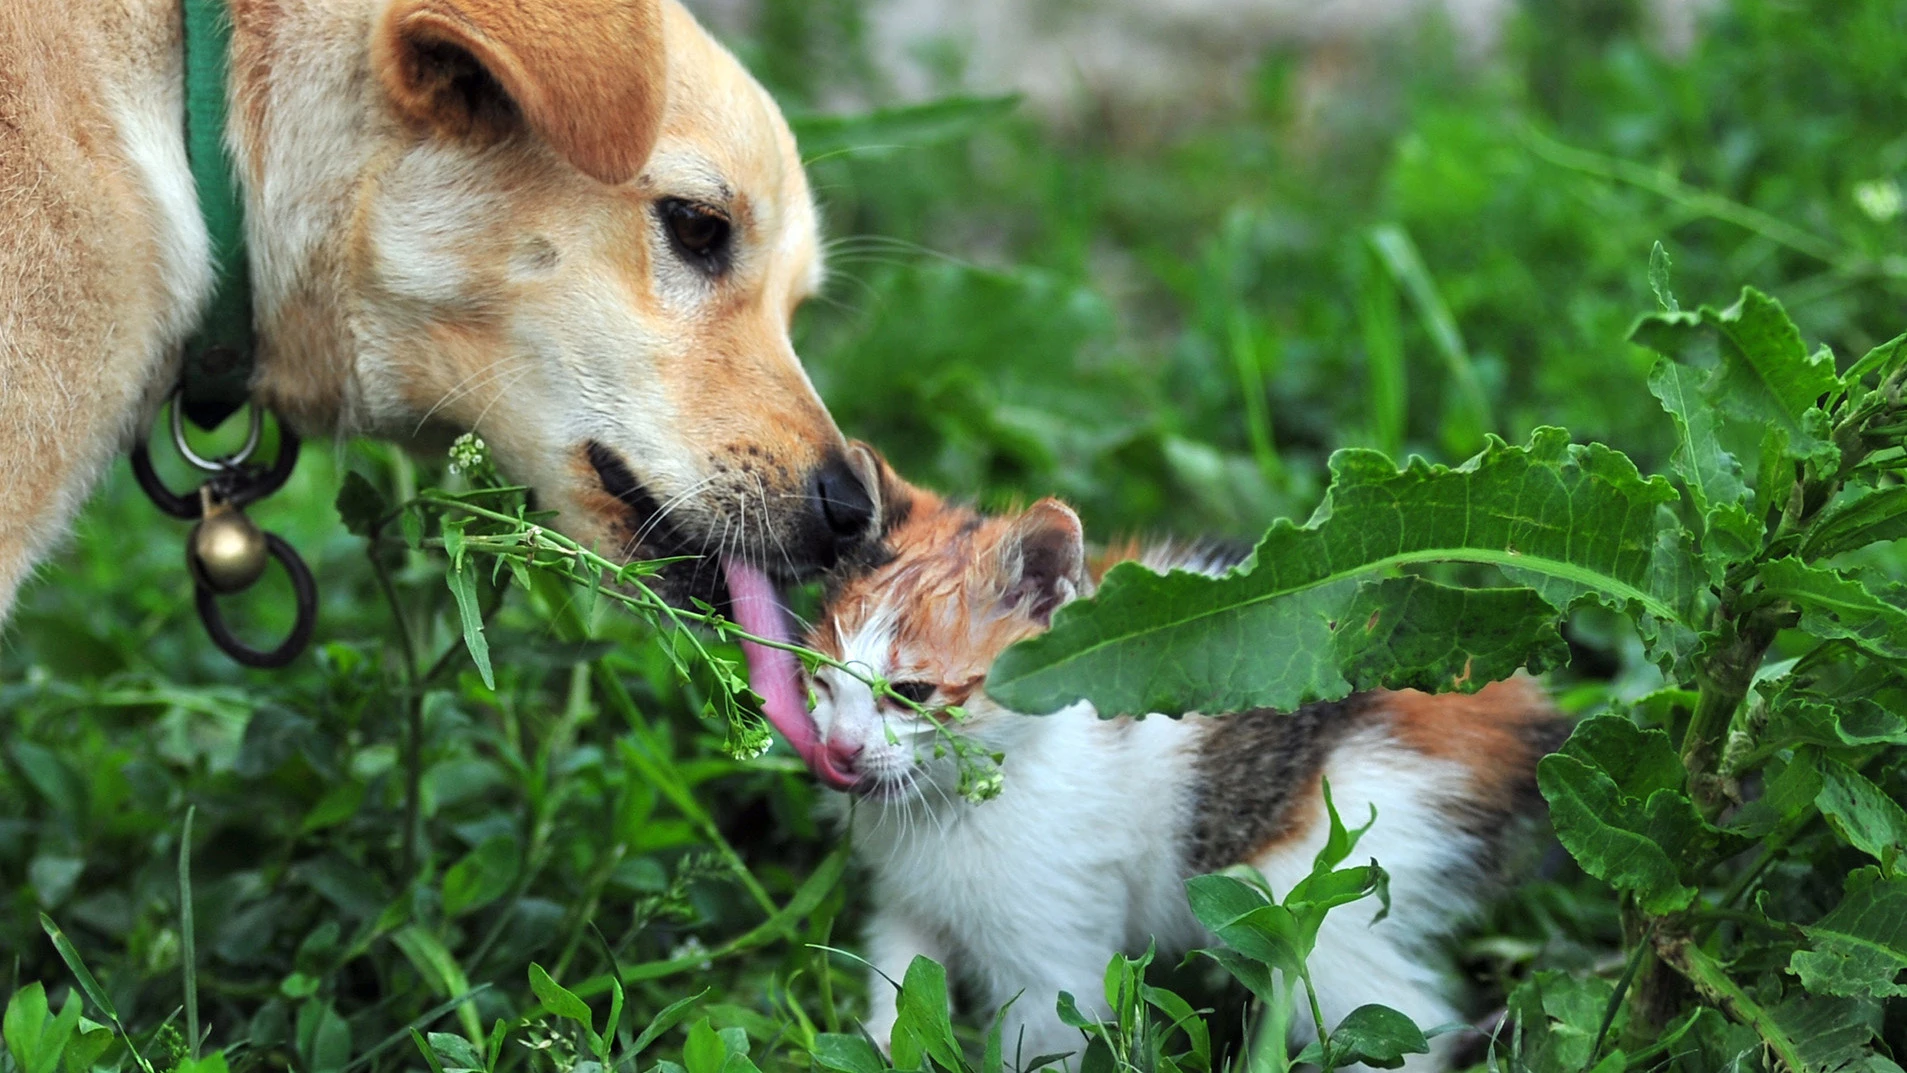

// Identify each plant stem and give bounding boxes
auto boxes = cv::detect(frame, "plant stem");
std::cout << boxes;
[1653,935,1806,1071]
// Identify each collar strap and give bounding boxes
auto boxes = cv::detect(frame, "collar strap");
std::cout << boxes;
[180,0,254,431]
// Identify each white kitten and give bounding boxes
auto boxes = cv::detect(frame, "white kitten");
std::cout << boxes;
[804,464,1565,1068]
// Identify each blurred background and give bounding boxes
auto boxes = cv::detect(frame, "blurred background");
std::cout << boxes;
[4,0,1905,1067]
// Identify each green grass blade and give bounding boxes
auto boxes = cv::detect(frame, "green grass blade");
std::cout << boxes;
[179,806,199,1060]
[39,914,155,1073]
[1367,224,1493,455]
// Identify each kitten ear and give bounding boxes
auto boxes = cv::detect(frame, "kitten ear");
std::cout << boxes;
[845,440,915,537]
[997,498,1087,625]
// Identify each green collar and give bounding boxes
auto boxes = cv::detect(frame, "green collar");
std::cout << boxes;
[180,0,254,430]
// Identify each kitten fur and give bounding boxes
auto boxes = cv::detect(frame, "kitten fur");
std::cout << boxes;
[804,458,1569,1069]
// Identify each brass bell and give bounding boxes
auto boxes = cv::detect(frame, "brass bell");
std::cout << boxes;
[189,498,270,594]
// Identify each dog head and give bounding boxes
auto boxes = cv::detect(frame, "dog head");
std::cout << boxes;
[237,0,872,597]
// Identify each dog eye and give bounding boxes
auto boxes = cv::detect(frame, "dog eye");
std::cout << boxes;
[888,680,936,706]
[658,198,732,273]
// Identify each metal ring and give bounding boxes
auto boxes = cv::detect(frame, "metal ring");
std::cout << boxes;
[194,531,318,668]
[130,440,204,519]
[171,391,262,472]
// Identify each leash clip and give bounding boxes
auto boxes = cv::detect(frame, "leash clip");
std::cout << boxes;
[130,390,317,668]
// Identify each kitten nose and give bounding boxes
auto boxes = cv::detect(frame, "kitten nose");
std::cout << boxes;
[826,737,864,772]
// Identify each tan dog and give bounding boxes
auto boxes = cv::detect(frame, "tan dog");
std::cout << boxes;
[0,0,874,646]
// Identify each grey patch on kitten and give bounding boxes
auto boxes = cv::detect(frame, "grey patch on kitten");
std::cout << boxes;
[1183,694,1384,875]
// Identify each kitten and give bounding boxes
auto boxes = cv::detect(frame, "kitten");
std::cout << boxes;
[804,457,1569,1068]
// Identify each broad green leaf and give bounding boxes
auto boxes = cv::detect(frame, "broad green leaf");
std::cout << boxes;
[1631,287,1839,450]
[1762,682,1907,749]
[1331,578,1567,708]
[1792,872,1907,997]
[990,429,1694,716]
[1559,713,1686,798]
[425,1033,483,1073]
[890,957,962,1073]
[174,1052,230,1073]
[1766,995,1881,1073]
[527,964,593,1027]
[1759,559,1907,664]
[682,1019,757,1073]
[1816,760,1907,867]
[440,836,518,918]
[1537,719,1708,914]
[296,1000,353,1073]
[1189,946,1279,1009]
[1726,749,1821,839]
[809,1035,886,1073]
[1325,1005,1428,1071]
[4,984,78,1073]
[1503,972,1617,1073]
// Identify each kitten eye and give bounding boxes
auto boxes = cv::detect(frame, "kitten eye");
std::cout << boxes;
[657,198,732,273]
[888,681,937,706]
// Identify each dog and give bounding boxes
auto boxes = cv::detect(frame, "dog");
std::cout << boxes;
[0,0,875,683]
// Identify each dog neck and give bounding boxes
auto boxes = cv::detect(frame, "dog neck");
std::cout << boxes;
[219,0,381,434]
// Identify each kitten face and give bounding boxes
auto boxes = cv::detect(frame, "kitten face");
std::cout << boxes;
[804,461,1086,800]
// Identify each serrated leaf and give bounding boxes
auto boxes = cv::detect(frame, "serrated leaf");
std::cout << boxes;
[1766,995,1881,1073]
[1537,718,1708,913]
[1816,760,1907,868]
[990,430,1694,716]
[1844,332,1907,387]
[1648,242,1679,313]
[1649,359,1749,520]
[1331,578,1567,696]
[1325,1005,1429,1070]
[1631,288,1840,449]
[1792,873,1907,998]
[1759,559,1907,664]
[1804,487,1907,560]
[1726,749,1821,839]
[335,472,389,538]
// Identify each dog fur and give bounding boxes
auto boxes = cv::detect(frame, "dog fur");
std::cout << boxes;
[0,0,860,622]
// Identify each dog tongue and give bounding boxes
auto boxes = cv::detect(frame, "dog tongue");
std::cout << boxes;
[722,558,857,789]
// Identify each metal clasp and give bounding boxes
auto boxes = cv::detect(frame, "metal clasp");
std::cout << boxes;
[130,390,317,668]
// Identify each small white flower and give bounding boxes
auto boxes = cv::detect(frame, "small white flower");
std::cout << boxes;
[1855,179,1902,223]
[447,432,490,474]
[671,935,714,970]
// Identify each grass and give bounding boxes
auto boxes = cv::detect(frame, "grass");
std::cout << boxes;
[6,0,1907,1070]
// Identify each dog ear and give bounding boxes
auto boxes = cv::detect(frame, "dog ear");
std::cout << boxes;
[373,0,667,185]
[995,498,1086,625]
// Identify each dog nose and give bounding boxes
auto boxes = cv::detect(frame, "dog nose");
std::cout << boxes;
[813,453,875,546]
